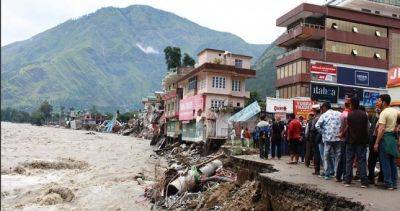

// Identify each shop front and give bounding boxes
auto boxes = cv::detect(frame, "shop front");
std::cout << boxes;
[388,66,400,107]
[179,94,205,142]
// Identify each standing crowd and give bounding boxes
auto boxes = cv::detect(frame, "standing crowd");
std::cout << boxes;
[232,94,400,190]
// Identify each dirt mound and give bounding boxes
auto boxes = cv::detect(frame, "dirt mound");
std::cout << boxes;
[201,182,236,209]
[222,181,262,210]
[39,187,75,205]
[22,158,88,170]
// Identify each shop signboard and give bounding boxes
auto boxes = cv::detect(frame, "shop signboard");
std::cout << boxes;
[266,97,293,113]
[310,63,337,83]
[337,66,386,88]
[293,99,313,119]
[311,84,338,103]
[338,86,364,100]
[179,94,204,121]
[363,91,380,108]
[387,66,400,88]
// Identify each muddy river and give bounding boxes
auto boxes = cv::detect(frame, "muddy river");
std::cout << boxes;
[1,122,166,210]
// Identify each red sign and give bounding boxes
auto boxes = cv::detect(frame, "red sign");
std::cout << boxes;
[293,100,313,119]
[179,95,204,121]
[387,66,400,88]
[311,63,337,74]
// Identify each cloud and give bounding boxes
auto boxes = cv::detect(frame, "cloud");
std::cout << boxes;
[136,43,159,54]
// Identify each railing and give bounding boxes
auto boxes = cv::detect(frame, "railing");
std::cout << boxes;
[278,23,325,39]
[276,46,323,60]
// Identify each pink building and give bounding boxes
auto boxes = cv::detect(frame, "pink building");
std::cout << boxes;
[176,49,256,142]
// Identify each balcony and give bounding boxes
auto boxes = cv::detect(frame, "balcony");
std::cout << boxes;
[230,91,251,98]
[276,23,325,47]
[276,46,323,66]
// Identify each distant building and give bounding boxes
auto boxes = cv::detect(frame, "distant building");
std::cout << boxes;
[176,49,256,142]
[162,67,193,141]
[274,1,400,108]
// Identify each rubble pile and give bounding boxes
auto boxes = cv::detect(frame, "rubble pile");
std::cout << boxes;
[143,141,266,210]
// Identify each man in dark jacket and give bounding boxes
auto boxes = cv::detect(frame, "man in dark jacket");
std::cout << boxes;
[343,97,369,188]
[305,113,315,167]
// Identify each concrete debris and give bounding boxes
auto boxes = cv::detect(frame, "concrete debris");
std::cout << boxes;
[143,141,240,210]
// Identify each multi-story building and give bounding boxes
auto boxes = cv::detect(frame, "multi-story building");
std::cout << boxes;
[162,67,193,141]
[274,1,400,107]
[176,49,256,142]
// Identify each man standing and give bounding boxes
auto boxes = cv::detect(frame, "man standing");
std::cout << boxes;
[240,127,245,147]
[374,94,399,190]
[230,127,236,146]
[258,117,271,159]
[316,102,342,180]
[310,105,322,175]
[305,113,315,167]
[271,117,284,159]
[336,99,351,182]
[367,109,384,184]
[343,97,369,188]
[287,114,302,164]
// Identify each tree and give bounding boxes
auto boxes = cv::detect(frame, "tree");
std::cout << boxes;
[164,46,181,69]
[39,101,53,120]
[246,91,262,106]
[182,53,195,67]
[31,110,45,126]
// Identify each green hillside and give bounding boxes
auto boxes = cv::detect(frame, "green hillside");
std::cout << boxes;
[1,5,267,112]
[247,44,284,98]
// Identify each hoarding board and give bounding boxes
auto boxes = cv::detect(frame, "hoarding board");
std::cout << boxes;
[387,66,400,88]
[363,91,380,108]
[337,66,387,88]
[266,97,293,113]
[293,99,313,119]
[311,84,338,103]
[338,86,364,100]
[179,95,204,121]
[310,63,337,83]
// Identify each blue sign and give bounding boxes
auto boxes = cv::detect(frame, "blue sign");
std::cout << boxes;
[363,91,380,108]
[355,71,369,86]
[228,101,261,122]
[337,67,386,88]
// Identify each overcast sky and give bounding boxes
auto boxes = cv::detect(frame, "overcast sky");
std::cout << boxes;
[2,0,324,46]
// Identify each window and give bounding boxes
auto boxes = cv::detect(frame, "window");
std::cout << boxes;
[375,11,380,14]
[393,14,398,18]
[211,100,225,108]
[232,80,241,92]
[236,102,241,107]
[212,76,226,89]
[199,80,206,90]
[188,76,197,90]
[235,59,243,68]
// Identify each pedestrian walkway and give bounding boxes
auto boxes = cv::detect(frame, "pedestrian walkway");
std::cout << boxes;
[233,154,400,211]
